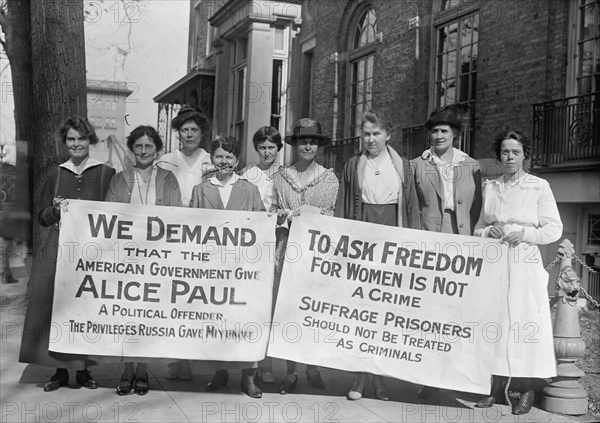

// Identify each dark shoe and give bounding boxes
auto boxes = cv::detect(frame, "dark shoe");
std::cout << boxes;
[305,367,324,389]
[241,369,262,398]
[206,369,229,391]
[512,390,535,415]
[43,371,69,392]
[134,376,149,396]
[348,373,370,400]
[116,374,135,396]
[75,369,98,389]
[475,395,497,408]
[418,385,439,398]
[279,373,298,395]
[476,375,507,407]
[372,375,389,401]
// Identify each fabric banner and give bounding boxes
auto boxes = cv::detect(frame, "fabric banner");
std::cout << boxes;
[49,199,276,361]
[268,214,509,394]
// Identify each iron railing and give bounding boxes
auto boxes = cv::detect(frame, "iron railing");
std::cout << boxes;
[589,269,600,298]
[401,125,430,160]
[323,136,361,176]
[532,92,600,167]
[157,103,182,153]
[325,121,477,176]
[402,124,474,158]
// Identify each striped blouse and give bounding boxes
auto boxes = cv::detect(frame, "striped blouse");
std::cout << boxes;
[271,163,339,217]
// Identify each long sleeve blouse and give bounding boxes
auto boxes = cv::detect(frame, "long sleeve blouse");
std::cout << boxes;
[474,173,562,245]
[271,164,339,219]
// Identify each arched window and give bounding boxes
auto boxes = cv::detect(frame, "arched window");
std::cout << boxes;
[348,7,378,138]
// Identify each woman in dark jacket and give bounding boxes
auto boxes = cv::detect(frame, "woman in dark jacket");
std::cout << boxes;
[105,125,182,396]
[190,136,264,398]
[335,111,420,229]
[335,109,420,401]
[106,126,182,208]
[19,116,115,391]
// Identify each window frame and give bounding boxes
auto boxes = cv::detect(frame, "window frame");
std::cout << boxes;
[428,0,479,155]
[567,0,600,96]
[229,37,248,141]
[431,3,479,110]
[345,5,380,139]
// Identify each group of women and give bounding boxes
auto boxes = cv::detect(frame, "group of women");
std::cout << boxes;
[19,103,562,416]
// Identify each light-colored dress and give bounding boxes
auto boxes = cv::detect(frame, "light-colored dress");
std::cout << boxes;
[156,149,212,206]
[474,173,562,378]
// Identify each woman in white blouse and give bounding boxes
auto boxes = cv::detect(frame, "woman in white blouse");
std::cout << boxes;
[239,126,283,384]
[335,110,420,401]
[156,104,213,207]
[240,126,283,210]
[474,130,562,415]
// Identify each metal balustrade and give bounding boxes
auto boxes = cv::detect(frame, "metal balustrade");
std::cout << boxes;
[323,136,361,176]
[532,92,600,167]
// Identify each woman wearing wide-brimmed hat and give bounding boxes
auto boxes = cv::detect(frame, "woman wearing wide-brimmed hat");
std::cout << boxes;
[271,118,339,394]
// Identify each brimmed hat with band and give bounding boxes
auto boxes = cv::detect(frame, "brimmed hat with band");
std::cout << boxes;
[171,104,211,130]
[424,106,463,131]
[284,118,332,145]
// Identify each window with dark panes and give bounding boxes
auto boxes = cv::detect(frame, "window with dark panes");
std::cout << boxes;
[230,38,247,142]
[435,11,478,109]
[271,60,283,130]
[434,1,478,154]
[348,7,377,138]
[577,0,600,94]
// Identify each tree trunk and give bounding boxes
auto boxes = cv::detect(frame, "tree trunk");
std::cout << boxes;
[1,0,34,245]
[29,0,87,263]
[2,0,34,143]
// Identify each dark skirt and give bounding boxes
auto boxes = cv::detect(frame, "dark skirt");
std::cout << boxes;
[362,203,398,227]
[19,228,87,369]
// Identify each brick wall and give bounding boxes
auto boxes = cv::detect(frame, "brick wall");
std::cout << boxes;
[475,0,569,157]
[189,0,228,71]
[300,0,571,160]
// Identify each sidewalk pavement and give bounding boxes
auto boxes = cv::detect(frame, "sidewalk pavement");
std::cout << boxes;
[0,246,593,423]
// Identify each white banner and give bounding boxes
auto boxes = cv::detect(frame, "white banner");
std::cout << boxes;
[50,200,276,361]
[268,214,509,394]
